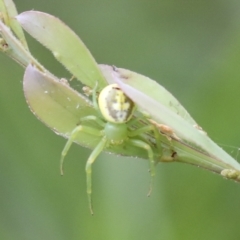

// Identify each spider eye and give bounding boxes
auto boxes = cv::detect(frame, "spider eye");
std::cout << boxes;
[98,84,135,123]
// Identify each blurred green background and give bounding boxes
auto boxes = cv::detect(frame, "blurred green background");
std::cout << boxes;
[1,0,240,239]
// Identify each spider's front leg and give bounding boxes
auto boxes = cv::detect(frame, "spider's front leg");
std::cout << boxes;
[85,137,108,215]
[60,123,103,175]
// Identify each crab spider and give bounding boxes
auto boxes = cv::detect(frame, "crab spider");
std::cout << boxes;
[60,83,162,214]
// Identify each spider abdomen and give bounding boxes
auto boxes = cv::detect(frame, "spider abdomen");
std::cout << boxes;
[98,84,135,123]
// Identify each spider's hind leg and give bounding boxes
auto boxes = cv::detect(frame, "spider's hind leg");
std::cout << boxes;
[128,123,162,196]
[128,138,155,196]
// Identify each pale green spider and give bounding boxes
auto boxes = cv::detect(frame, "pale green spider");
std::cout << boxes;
[60,83,162,214]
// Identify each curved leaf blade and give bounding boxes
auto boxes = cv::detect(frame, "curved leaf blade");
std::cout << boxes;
[17,11,107,89]
[24,64,100,147]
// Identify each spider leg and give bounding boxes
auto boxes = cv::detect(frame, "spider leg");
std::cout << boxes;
[127,116,141,126]
[128,139,155,197]
[60,125,103,175]
[92,82,99,110]
[128,124,162,195]
[85,137,108,215]
[128,125,162,159]
[80,115,105,128]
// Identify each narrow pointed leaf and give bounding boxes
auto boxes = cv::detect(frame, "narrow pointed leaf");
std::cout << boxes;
[0,0,9,25]
[0,20,41,68]
[0,0,28,49]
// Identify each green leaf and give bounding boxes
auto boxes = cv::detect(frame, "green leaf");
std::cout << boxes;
[17,11,107,90]
[0,0,28,49]
[104,65,240,177]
